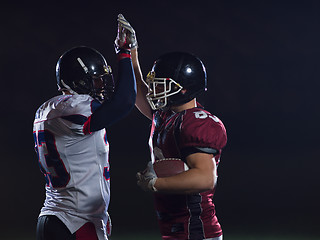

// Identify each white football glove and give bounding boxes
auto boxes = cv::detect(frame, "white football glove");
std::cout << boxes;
[136,161,158,192]
[114,14,138,53]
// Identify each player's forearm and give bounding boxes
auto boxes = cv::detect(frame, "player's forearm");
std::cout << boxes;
[89,55,136,130]
[102,55,137,121]
[115,55,137,108]
[131,49,146,99]
[131,48,153,119]
[154,168,216,194]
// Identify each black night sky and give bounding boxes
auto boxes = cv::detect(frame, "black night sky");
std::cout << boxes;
[1,1,319,239]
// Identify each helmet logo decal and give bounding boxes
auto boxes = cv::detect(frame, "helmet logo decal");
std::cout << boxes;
[77,57,89,74]
[147,71,156,81]
[104,65,112,74]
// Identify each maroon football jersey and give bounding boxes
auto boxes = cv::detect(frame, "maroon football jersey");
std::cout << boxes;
[149,106,227,240]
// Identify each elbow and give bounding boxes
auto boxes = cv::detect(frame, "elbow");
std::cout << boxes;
[200,175,217,192]
[202,182,215,192]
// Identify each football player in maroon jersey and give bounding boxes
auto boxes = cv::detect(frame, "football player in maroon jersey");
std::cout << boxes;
[116,15,227,240]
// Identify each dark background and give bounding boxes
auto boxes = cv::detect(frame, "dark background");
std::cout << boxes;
[1,0,319,238]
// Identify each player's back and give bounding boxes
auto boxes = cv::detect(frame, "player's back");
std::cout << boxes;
[33,95,110,228]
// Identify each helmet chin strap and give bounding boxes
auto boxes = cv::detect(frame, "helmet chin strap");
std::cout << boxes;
[60,80,79,95]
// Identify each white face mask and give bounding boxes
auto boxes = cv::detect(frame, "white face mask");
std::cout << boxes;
[145,71,183,110]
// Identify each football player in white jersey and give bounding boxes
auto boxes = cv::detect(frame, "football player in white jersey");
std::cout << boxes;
[116,15,227,240]
[33,32,137,239]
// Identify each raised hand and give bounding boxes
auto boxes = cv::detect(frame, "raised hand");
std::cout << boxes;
[114,14,138,53]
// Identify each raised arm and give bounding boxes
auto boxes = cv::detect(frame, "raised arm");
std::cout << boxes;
[131,49,153,119]
[116,14,153,120]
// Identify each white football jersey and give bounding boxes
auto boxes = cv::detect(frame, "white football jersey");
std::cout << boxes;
[33,94,110,240]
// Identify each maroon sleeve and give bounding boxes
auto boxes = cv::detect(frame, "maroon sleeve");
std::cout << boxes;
[179,109,227,152]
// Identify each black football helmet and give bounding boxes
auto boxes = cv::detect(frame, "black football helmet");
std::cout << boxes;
[145,52,207,110]
[56,46,114,102]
